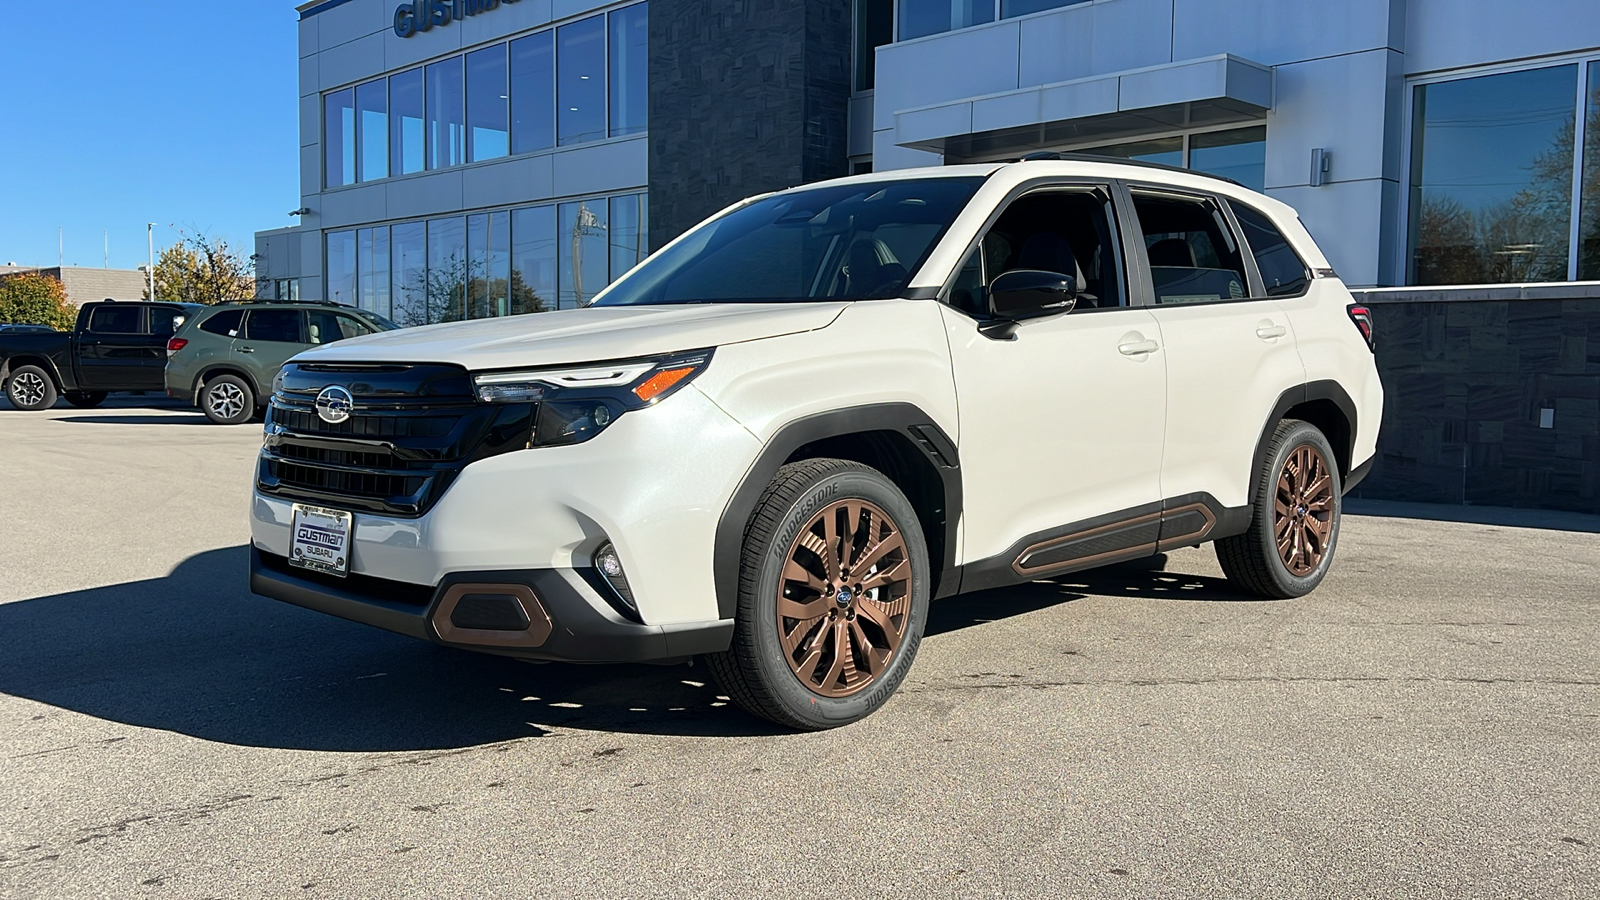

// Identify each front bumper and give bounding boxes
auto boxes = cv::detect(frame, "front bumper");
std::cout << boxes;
[250,547,733,662]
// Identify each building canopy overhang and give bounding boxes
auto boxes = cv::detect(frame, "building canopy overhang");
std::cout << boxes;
[892,54,1274,160]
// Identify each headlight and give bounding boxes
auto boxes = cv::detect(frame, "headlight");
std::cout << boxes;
[471,349,714,448]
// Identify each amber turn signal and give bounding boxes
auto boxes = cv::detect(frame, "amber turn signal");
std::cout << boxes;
[632,366,696,403]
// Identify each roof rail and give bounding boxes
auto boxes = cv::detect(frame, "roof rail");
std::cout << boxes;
[220,297,349,307]
[1008,151,1246,188]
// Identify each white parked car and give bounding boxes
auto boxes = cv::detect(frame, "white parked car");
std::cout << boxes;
[250,157,1383,729]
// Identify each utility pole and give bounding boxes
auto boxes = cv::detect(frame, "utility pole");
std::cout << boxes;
[147,223,156,300]
[59,227,63,268]
[104,230,109,269]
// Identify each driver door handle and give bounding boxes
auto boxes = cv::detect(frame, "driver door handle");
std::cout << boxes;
[1256,323,1287,340]
[237,346,255,353]
[1118,339,1159,356]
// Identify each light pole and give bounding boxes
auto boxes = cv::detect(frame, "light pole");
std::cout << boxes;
[146,223,156,300]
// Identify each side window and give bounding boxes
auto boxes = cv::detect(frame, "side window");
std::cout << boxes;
[1231,203,1311,297]
[944,188,1125,318]
[306,311,376,344]
[199,309,245,337]
[1131,192,1250,305]
[88,305,142,334]
[148,307,184,337]
[242,309,303,343]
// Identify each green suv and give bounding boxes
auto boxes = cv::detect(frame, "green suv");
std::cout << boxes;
[165,301,398,424]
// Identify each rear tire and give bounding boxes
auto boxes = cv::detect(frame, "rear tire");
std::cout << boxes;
[706,458,930,730]
[5,365,58,411]
[201,375,255,425]
[1216,419,1342,598]
[63,391,108,408]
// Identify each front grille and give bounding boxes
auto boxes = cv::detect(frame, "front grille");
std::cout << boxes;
[256,362,535,518]
[271,460,426,500]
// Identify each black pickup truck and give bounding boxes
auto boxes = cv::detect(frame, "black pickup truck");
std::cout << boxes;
[1,301,201,410]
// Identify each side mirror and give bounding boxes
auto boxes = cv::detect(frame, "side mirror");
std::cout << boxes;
[988,269,1078,322]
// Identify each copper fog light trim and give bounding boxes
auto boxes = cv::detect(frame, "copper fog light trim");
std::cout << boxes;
[776,499,913,698]
[431,583,554,648]
[1274,444,1335,577]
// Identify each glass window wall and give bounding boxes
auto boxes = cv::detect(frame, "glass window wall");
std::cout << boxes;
[327,192,642,327]
[426,57,466,170]
[390,69,425,176]
[1408,65,1578,285]
[467,46,510,162]
[609,3,648,137]
[512,205,558,314]
[854,0,893,92]
[356,80,388,182]
[1190,126,1266,191]
[391,222,428,327]
[1580,64,1600,280]
[898,0,992,41]
[1001,0,1088,18]
[326,231,357,307]
[325,89,355,188]
[357,227,391,317]
[559,199,610,307]
[558,16,607,146]
[1082,136,1183,167]
[511,31,555,154]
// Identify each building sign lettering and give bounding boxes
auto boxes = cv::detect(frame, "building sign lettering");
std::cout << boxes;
[394,0,522,39]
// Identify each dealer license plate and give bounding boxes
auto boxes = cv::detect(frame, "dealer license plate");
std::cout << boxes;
[289,504,353,577]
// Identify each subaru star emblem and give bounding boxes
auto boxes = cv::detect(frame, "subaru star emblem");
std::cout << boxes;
[315,385,354,424]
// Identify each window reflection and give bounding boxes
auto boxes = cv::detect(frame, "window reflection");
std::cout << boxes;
[467,46,510,162]
[1409,65,1578,285]
[854,0,892,92]
[1580,65,1600,280]
[390,69,425,176]
[610,194,643,278]
[898,0,992,41]
[1190,126,1265,191]
[356,81,388,182]
[467,211,511,319]
[512,206,557,315]
[558,17,607,146]
[358,227,391,317]
[390,222,428,327]
[1082,136,1183,167]
[609,4,648,137]
[326,231,357,307]
[511,31,555,154]
[427,217,467,322]
[560,200,609,307]
[325,89,355,188]
[426,58,466,170]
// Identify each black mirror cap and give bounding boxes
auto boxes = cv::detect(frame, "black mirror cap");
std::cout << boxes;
[988,269,1078,321]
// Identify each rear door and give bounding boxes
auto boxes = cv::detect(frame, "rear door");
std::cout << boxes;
[1121,185,1307,513]
[236,308,308,391]
[77,304,148,389]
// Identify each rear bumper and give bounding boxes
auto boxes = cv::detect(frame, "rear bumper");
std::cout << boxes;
[249,546,733,663]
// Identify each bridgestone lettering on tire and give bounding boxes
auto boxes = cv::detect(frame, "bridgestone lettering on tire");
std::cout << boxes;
[1216,419,1342,599]
[706,458,930,730]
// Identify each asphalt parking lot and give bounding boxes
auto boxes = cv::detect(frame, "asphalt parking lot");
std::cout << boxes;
[1,400,1596,899]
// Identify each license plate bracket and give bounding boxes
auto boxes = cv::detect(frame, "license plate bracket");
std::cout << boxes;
[289,503,353,577]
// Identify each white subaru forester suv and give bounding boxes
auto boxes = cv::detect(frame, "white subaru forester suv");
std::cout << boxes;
[251,156,1382,729]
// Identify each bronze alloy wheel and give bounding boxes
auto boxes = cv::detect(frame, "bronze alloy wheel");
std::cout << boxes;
[1274,444,1335,577]
[777,499,912,698]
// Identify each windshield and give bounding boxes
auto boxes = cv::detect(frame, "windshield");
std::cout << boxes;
[592,177,984,306]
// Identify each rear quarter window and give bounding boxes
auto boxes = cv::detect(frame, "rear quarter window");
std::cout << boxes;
[1232,203,1311,297]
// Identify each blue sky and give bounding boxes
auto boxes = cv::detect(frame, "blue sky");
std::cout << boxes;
[0,2,300,271]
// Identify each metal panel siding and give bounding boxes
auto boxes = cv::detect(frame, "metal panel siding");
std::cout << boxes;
[1269,179,1389,287]
[459,0,554,44]
[462,154,557,210]
[895,102,974,145]
[1263,49,1395,189]
[384,169,467,221]
[1016,4,1098,86]
[319,184,391,230]
[1405,0,1600,75]
[316,0,386,51]
[872,21,1022,131]
[1088,0,1175,75]
[320,32,387,91]
[1038,75,1120,121]
[1172,0,1399,66]
[552,137,648,198]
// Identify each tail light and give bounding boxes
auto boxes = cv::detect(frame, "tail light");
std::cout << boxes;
[166,337,189,355]
[1346,304,1374,352]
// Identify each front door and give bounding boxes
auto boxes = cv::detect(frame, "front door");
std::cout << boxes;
[941,185,1167,573]
[78,305,152,389]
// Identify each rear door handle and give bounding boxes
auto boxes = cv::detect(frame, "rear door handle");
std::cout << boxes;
[1118,339,1159,356]
[237,346,255,353]
[1256,323,1287,340]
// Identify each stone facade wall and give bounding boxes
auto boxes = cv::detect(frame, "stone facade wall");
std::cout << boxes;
[1351,285,1600,514]
[646,0,851,250]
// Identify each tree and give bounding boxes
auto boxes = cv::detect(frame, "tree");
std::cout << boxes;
[0,272,78,331]
[147,229,257,304]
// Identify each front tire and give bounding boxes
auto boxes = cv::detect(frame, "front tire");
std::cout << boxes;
[63,391,108,408]
[706,458,930,730]
[201,375,255,425]
[1216,419,1342,598]
[5,365,58,411]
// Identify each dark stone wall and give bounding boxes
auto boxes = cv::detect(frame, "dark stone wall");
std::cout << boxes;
[1351,294,1600,514]
[647,0,852,250]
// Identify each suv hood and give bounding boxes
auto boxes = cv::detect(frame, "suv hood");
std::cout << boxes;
[293,302,849,370]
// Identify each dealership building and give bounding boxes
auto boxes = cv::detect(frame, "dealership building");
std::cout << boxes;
[258,0,1600,316]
